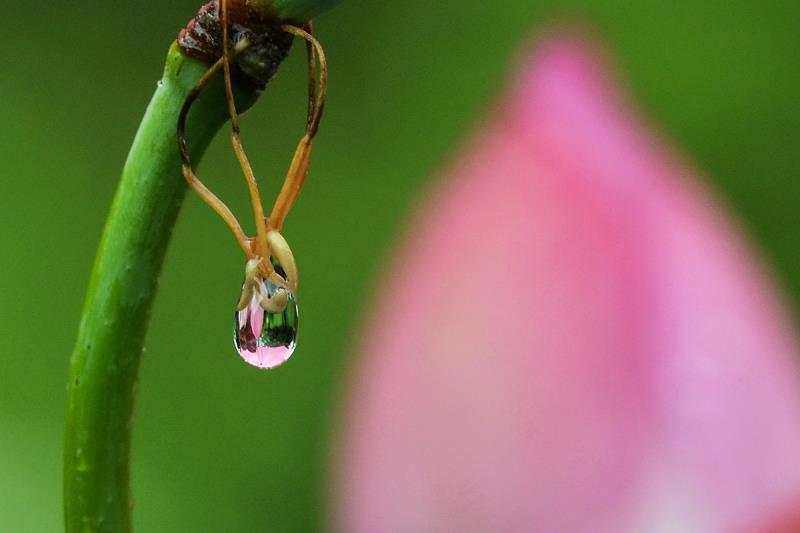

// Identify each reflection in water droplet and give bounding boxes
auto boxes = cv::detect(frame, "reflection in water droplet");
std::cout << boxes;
[233,278,298,369]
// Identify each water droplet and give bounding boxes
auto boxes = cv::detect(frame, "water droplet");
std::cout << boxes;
[234,278,299,369]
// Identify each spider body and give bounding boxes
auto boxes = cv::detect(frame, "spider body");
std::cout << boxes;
[179,0,294,88]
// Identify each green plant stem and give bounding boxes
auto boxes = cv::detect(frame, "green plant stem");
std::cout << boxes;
[63,43,259,532]
[257,0,342,21]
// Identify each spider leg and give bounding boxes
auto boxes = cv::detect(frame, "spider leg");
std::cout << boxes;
[269,23,328,232]
[177,47,253,257]
[220,0,272,260]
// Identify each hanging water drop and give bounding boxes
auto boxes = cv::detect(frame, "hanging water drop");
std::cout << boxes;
[234,276,299,369]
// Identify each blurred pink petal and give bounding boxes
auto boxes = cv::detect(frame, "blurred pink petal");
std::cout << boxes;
[334,31,800,532]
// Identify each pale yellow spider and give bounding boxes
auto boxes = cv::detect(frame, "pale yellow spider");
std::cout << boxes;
[177,0,327,316]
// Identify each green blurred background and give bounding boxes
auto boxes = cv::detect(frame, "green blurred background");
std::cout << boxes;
[1,1,798,531]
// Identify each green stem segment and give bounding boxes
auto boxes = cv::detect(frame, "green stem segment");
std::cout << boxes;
[63,43,259,532]
[267,0,342,21]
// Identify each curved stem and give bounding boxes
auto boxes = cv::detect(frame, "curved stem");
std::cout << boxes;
[253,0,342,22]
[63,43,260,532]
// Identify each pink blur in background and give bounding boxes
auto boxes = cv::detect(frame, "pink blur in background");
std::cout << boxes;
[334,31,800,532]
